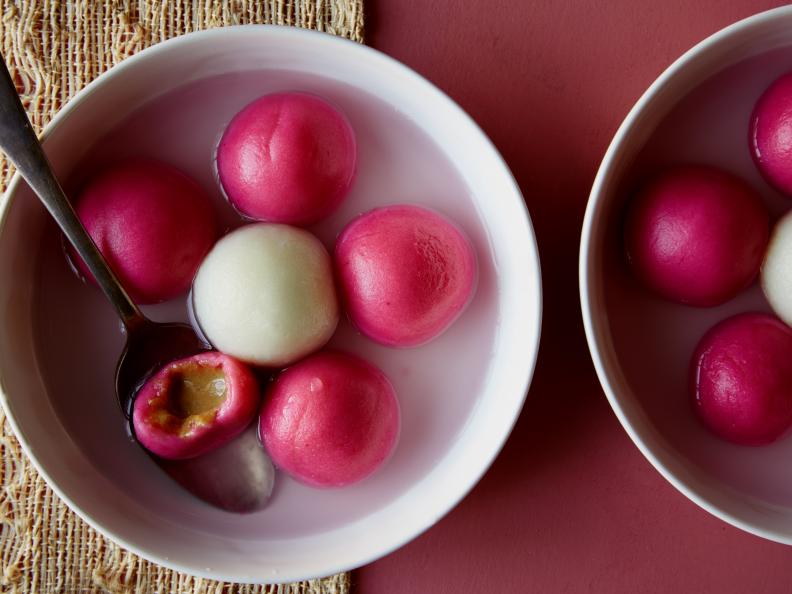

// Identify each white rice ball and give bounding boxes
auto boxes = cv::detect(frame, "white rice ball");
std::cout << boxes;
[192,223,339,366]
[762,211,792,327]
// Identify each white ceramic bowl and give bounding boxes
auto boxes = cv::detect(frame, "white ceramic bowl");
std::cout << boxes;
[0,27,541,581]
[581,6,792,545]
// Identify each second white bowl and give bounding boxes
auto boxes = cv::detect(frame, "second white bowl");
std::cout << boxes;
[581,6,792,545]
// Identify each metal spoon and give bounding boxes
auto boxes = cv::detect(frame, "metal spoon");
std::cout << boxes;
[0,56,272,513]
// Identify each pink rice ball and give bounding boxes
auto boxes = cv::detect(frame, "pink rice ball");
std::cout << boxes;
[624,165,768,307]
[750,71,792,195]
[260,351,400,488]
[691,312,792,446]
[216,92,356,225]
[72,159,217,304]
[133,352,260,460]
[334,204,477,347]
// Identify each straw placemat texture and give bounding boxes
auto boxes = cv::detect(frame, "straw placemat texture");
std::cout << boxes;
[0,1,362,592]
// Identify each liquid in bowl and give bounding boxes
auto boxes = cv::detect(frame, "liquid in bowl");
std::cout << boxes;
[33,70,500,538]
[602,46,792,508]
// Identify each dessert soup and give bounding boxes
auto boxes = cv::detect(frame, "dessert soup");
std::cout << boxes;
[603,47,792,506]
[32,70,499,537]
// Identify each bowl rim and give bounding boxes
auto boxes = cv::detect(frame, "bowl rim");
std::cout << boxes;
[579,5,792,546]
[0,24,543,580]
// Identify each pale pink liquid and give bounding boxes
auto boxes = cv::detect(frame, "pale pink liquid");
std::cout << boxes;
[603,48,792,505]
[33,71,499,537]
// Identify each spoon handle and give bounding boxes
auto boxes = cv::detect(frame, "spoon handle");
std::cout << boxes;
[0,55,145,331]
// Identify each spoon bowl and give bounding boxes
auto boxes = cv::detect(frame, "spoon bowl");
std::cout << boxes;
[115,321,208,413]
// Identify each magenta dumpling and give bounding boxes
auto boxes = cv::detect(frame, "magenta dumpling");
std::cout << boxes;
[691,313,792,446]
[751,71,792,195]
[217,92,356,225]
[133,352,260,460]
[72,159,217,304]
[624,165,768,307]
[260,350,400,488]
[334,204,477,347]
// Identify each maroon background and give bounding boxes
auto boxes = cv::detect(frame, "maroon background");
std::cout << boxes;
[356,1,792,592]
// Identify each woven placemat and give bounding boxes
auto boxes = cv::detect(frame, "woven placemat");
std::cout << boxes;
[0,2,362,592]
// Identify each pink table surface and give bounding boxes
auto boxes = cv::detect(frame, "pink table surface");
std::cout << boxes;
[357,1,792,592]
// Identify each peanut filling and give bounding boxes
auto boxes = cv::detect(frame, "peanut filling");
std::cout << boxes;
[168,366,228,418]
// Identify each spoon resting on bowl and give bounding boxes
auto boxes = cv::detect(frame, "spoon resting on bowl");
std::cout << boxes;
[0,55,272,513]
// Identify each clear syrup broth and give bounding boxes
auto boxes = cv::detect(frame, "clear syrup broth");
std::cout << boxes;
[33,70,500,537]
[605,47,792,506]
